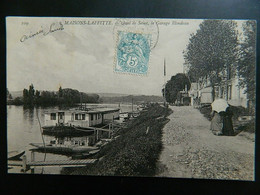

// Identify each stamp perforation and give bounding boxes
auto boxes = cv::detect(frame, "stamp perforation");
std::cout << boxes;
[113,30,152,77]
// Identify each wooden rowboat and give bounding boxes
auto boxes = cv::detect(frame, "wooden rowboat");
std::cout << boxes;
[30,143,99,155]
[71,149,100,159]
[8,150,25,160]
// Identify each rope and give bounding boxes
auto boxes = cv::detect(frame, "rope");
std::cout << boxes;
[100,124,109,129]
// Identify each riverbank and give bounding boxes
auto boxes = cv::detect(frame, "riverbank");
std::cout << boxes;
[61,103,172,176]
[157,106,254,180]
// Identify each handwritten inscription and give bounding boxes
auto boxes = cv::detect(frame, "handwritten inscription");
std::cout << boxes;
[20,22,64,42]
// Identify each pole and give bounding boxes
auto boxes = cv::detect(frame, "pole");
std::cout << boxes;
[225,64,229,101]
[94,129,97,142]
[36,108,46,173]
[112,120,114,138]
[31,151,35,162]
[108,124,111,138]
[80,93,82,109]
[164,80,166,106]
[164,58,166,106]
[132,97,133,112]
[109,124,111,138]
[22,155,27,173]
[31,167,35,174]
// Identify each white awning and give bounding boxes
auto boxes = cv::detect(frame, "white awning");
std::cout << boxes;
[200,86,212,93]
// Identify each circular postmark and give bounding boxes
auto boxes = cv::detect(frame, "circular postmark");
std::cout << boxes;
[113,18,159,50]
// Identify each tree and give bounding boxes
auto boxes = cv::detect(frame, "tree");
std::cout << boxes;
[28,84,35,102]
[23,88,29,104]
[184,20,239,100]
[162,73,191,103]
[12,97,23,105]
[238,20,256,111]
[35,90,40,98]
[8,93,13,100]
[35,90,40,104]
[58,86,63,98]
[7,88,12,100]
[22,84,35,105]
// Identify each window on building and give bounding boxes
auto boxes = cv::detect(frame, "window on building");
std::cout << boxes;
[82,114,85,120]
[220,87,224,98]
[91,114,93,121]
[50,113,56,120]
[75,114,79,120]
[228,85,232,100]
[227,66,232,80]
[214,86,219,98]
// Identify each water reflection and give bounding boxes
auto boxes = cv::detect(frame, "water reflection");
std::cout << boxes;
[8,103,137,174]
[23,105,35,126]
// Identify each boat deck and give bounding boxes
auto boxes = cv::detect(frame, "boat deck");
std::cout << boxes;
[28,159,97,166]
[8,159,97,168]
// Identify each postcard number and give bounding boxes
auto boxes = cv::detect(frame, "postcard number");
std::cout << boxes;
[21,22,29,25]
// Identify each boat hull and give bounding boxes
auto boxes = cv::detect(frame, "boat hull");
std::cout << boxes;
[30,143,99,155]
[42,125,94,137]
[8,150,25,160]
[71,149,100,159]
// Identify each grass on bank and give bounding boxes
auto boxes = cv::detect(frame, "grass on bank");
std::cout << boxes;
[62,103,172,176]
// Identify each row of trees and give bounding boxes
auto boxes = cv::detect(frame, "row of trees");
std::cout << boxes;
[100,95,164,104]
[237,21,256,106]
[7,88,23,105]
[183,20,256,108]
[8,85,100,106]
[161,20,256,109]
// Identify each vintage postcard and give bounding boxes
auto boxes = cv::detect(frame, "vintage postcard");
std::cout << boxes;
[6,17,256,180]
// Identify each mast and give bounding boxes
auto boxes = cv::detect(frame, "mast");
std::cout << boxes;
[80,92,82,110]
[132,97,133,112]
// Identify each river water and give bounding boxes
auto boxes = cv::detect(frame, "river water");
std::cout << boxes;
[7,103,137,174]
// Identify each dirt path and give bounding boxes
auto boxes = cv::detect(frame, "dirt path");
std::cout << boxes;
[156,106,255,180]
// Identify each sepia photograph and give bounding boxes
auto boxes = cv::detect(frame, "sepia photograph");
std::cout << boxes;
[6,17,256,181]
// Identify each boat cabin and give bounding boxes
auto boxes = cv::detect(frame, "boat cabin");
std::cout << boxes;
[44,108,120,128]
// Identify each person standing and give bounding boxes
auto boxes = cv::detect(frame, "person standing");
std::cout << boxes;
[222,106,234,136]
[210,110,223,135]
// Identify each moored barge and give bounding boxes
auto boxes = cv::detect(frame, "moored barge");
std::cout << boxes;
[42,107,120,135]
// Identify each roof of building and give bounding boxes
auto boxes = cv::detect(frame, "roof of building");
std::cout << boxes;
[44,107,120,114]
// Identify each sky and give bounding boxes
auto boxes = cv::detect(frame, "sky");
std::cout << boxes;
[6,17,245,96]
